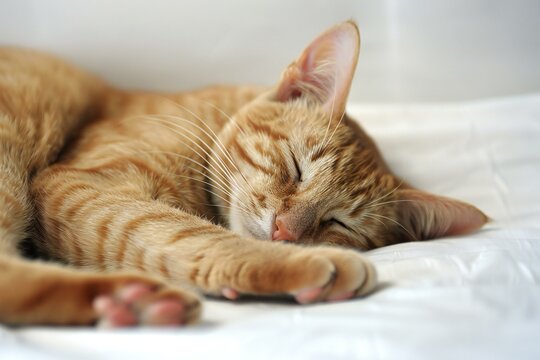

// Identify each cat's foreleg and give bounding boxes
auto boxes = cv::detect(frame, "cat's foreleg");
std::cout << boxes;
[33,171,377,303]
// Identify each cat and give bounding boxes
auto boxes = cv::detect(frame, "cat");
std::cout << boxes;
[0,21,487,327]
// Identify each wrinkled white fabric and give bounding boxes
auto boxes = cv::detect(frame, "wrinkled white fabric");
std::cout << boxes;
[1,94,539,360]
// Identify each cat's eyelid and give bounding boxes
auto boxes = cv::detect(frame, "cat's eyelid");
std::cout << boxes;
[332,218,350,230]
[322,217,351,231]
[290,151,302,182]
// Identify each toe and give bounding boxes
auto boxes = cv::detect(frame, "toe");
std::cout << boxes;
[98,303,137,328]
[327,290,355,302]
[93,295,115,314]
[294,287,323,304]
[140,299,185,326]
[117,283,154,304]
[355,260,377,296]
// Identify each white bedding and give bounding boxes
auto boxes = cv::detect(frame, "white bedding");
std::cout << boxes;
[1,94,539,360]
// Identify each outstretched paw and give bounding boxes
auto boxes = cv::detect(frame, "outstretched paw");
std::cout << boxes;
[219,246,377,304]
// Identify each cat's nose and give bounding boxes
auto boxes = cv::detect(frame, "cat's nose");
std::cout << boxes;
[272,216,299,241]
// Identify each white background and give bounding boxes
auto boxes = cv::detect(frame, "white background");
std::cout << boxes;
[1,0,539,102]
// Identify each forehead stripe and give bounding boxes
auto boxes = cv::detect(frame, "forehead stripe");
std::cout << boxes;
[247,118,287,141]
[231,137,273,175]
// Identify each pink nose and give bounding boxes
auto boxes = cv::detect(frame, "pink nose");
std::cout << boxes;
[272,217,298,241]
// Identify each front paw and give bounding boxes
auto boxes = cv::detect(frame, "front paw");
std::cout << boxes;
[290,247,377,303]
[216,245,377,304]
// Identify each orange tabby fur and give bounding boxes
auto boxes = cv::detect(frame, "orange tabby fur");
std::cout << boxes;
[0,22,486,326]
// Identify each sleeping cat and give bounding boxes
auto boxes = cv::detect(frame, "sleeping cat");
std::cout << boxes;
[0,21,487,327]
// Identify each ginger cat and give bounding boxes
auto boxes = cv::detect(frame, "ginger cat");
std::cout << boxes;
[0,21,487,327]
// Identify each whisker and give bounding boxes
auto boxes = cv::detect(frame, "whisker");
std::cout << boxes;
[150,116,236,184]
[160,98,255,194]
[173,173,252,215]
[122,148,252,212]
[367,212,417,242]
[202,185,252,216]
[160,95,247,136]
[197,98,247,136]
[322,64,338,146]
[142,114,253,199]
[174,174,237,204]
[201,203,254,220]
[362,213,387,228]
[158,171,252,217]
[139,116,251,200]
[158,103,238,171]
[323,109,346,150]
[363,199,422,210]
[362,180,405,209]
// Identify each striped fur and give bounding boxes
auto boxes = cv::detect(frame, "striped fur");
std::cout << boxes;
[0,22,486,326]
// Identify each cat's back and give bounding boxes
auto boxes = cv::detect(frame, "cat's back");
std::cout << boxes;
[0,47,264,168]
[0,47,105,100]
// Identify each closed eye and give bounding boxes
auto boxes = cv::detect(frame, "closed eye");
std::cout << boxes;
[322,218,351,231]
[291,152,302,182]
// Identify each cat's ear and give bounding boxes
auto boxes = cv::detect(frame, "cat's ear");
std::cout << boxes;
[396,189,488,241]
[273,21,360,120]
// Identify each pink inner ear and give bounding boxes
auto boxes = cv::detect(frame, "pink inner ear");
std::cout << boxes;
[399,189,489,240]
[274,21,360,117]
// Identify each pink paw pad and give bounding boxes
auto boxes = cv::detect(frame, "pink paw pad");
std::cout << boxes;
[94,295,137,328]
[294,287,323,304]
[141,300,185,326]
[118,283,154,303]
[93,283,185,327]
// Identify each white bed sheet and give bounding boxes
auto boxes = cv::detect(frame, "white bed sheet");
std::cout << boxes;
[1,94,539,360]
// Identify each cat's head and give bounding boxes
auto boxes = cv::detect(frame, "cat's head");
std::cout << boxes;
[211,21,487,249]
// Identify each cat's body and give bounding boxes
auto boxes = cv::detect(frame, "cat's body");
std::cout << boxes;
[0,22,487,326]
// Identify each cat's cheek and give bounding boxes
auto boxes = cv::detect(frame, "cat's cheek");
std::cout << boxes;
[316,230,353,248]
[253,209,276,240]
[228,212,259,239]
[229,208,275,240]
[228,211,247,236]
